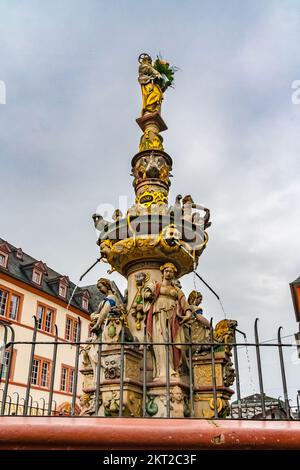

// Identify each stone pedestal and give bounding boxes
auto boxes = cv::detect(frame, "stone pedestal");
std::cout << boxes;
[192,350,235,418]
[99,384,143,417]
[136,111,168,133]
[81,366,95,395]
[98,344,143,417]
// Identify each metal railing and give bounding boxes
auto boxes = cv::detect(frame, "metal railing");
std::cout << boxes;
[0,318,299,419]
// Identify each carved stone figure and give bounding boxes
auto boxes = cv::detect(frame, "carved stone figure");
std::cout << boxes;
[129,272,152,331]
[112,209,123,222]
[99,239,113,260]
[139,128,164,151]
[103,391,121,416]
[126,204,143,218]
[146,395,158,416]
[138,53,163,116]
[92,213,109,232]
[170,386,185,417]
[81,278,120,381]
[184,291,211,355]
[79,393,97,416]
[102,313,129,344]
[90,278,119,334]
[102,355,121,380]
[168,194,183,220]
[145,153,165,179]
[132,153,170,188]
[146,262,192,380]
[187,291,210,327]
[80,336,94,369]
[214,319,238,354]
[223,360,235,387]
[182,195,211,229]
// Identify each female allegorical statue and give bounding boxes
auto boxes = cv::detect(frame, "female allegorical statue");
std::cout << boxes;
[138,53,176,116]
[138,53,163,116]
[82,278,119,376]
[90,278,119,334]
[146,262,192,380]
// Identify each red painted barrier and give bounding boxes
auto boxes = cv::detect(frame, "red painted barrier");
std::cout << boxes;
[0,417,300,450]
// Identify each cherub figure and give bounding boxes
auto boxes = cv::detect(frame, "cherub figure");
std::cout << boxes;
[182,195,211,229]
[130,272,152,331]
[184,291,211,355]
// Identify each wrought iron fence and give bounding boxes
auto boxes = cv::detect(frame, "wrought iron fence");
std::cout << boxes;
[0,318,299,419]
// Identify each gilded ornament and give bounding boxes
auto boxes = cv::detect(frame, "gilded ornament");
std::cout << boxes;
[214,319,238,354]
[136,190,168,207]
[139,129,164,151]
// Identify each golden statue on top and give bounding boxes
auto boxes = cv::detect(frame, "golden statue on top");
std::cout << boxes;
[138,53,177,116]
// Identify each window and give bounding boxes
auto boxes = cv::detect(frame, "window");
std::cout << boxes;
[65,317,71,340]
[36,303,55,334]
[1,351,10,379]
[65,316,79,342]
[32,270,42,285]
[69,369,74,393]
[16,248,23,260]
[30,357,51,388]
[60,365,75,394]
[0,286,22,321]
[73,321,78,342]
[60,366,67,391]
[0,288,8,316]
[59,283,67,298]
[37,305,44,329]
[41,361,49,387]
[0,350,15,381]
[0,253,8,268]
[45,309,52,333]
[31,359,39,385]
[82,296,89,310]
[9,295,19,321]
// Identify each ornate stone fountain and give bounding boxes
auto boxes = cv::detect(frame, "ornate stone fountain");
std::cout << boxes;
[80,53,236,418]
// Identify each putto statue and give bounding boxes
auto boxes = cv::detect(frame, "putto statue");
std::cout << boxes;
[185,290,211,354]
[138,53,177,116]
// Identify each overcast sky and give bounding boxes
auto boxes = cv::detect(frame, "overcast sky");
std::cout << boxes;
[1,0,300,403]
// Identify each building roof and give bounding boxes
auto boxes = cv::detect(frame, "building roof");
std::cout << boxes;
[0,237,118,314]
[231,393,285,406]
[290,275,300,322]
[231,393,288,419]
[291,276,300,285]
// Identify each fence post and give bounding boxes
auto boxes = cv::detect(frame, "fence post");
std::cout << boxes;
[48,324,58,416]
[1,323,15,415]
[277,326,291,419]
[254,318,266,418]
[24,316,38,415]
